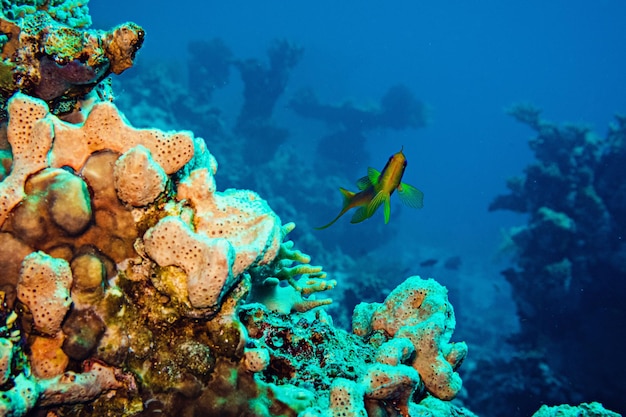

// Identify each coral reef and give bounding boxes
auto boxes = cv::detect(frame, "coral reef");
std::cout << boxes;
[486,105,626,415]
[1,4,617,416]
[353,276,467,402]
[0,87,469,416]
[0,4,143,119]
[531,402,621,417]
[1,0,91,28]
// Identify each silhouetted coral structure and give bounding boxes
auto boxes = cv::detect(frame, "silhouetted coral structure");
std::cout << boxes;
[488,104,626,414]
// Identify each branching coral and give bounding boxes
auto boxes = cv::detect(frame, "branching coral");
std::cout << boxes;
[247,222,336,314]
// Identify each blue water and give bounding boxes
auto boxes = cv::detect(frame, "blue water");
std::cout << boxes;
[90,2,626,415]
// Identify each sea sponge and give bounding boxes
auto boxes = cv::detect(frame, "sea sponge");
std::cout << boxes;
[176,167,282,276]
[29,333,69,379]
[143,216,236,313]
[113,145,167,207]
[16,251,73,336]
[0,95,52,225]
[0,93,194,227]
[242,347,270,373]
[0,339,12,385]
[360,363,421,414]
[327,378,367,417]
[353,276,467,401]
[50,99,194,174]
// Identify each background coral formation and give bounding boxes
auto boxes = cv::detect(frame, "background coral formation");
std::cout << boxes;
[482,106,626,414]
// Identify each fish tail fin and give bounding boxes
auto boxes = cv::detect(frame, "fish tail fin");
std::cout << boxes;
[339,187,355,207]
[315,188,355,230]
[398,182,424,209]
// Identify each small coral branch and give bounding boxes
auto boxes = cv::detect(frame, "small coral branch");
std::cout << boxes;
[247,222,336,313]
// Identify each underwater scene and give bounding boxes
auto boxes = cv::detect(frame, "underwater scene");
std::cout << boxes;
[0,1,624,416]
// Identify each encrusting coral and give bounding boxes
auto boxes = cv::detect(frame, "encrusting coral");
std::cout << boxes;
[0,2,143,119]
[353,276,467,402]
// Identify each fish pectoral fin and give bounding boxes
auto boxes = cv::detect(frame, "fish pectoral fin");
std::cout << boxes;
[350,207,369,224]
[367,167,381,185]
[398,182,424,209]
[367,190,390,222]
[356,175,373,190]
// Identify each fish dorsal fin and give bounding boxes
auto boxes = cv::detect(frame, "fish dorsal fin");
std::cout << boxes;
[350,207,369,224]
[398,182,424,209]
[367,167,381,185]
[356,175,372,190]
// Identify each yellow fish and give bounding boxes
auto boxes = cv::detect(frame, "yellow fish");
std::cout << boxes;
[316,147,424,229]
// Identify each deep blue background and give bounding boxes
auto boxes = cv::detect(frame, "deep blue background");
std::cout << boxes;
[89,1,626,410]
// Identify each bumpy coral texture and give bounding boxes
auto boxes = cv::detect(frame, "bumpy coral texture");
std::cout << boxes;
[17,251,72,336]
[0,91,289,416]
[0,93,194,226]
[0,9,143,119]
[177,167,283,276]
[143,215,237,312]
[353,276,467,401]
[1,0,92,28]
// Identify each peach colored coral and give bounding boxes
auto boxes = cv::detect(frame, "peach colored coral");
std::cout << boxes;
[0,93,195,227]
[16,251,72,336]
[113,145,167,207]
[0,95,52,225]
[143,216,236,311]
[177,167,282,276]
[353,276,467,401]
[49,100,194,173]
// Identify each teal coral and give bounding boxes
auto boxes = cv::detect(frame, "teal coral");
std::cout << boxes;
[531,402,621,417]
[1,0,91,28]
[247,222,336,313]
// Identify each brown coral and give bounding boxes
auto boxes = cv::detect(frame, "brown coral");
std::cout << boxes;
[0,11,143,116]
